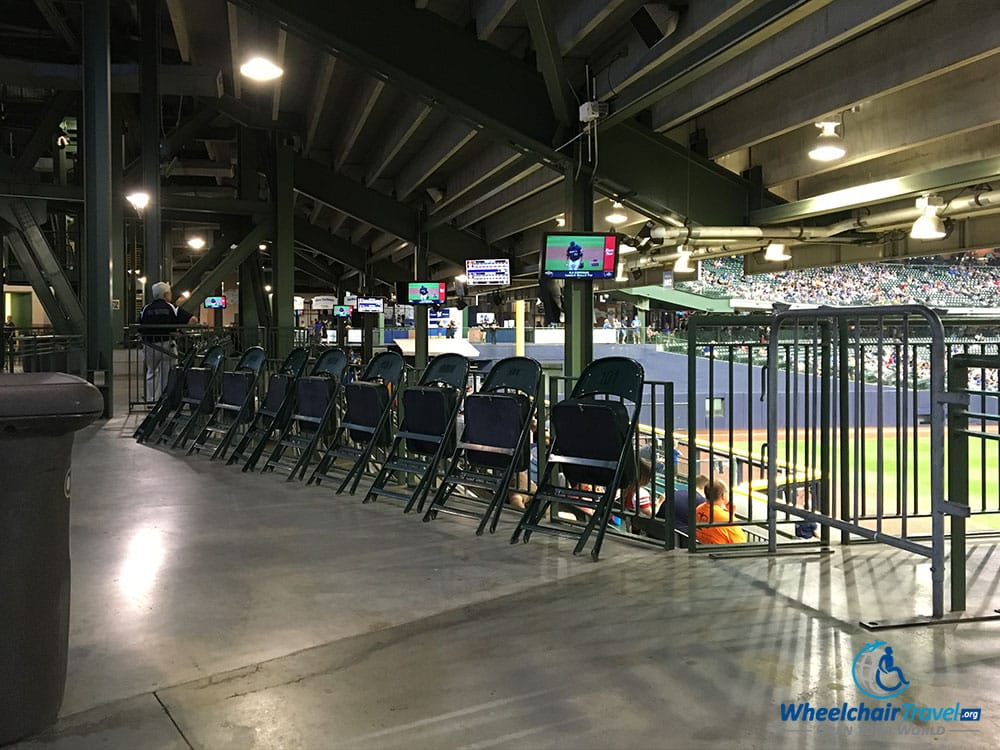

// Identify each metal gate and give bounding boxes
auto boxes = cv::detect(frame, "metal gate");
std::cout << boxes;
[765,305,972,623]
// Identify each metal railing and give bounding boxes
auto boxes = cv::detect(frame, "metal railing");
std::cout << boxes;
[2,327,84,375]
[946,353,1000,612]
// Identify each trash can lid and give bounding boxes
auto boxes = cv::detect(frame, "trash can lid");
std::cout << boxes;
[0,373,104,419]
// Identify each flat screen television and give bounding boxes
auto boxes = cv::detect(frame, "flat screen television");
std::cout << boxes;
[332,305,353,317]
[465,258,510,286]
[542,232,619,279]
[405,281,446,305]
[203,296,227,309]
[356,297,384,314]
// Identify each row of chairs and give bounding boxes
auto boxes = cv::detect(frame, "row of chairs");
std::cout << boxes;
[136,341,645,560]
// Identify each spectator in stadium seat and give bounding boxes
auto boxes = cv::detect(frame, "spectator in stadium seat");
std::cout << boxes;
[657,474,709,532]
[694,479,746,544]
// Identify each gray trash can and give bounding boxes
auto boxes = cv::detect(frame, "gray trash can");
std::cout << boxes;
[0,373,103,744]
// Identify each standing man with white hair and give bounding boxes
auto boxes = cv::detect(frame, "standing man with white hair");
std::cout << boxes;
[137,282,198,402]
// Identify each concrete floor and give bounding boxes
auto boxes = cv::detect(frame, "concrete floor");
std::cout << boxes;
[9,383,1000,749]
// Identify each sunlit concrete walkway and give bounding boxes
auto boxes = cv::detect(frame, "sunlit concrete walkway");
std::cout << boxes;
[10,382,1000,749]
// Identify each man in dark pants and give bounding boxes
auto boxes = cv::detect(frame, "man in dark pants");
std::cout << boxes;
[137,282,198,402]
[3,315,15,372]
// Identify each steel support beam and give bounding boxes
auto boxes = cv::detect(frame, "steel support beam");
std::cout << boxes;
[271,29,288,121]
[519,0,575,125]
[209,94,301,133]
[2,230,73,335]
[140,0,162,289]
[110,102,126,336]
[305,55,337,155]
[34,0,79,52]
[160,195,269,215]
[366,99,432,187]
[274,145,295,356]
[428,142,521,216]
[336,76,386,171]
[395,122,477,201]
[414,232,429,369]
[452,163,562,229]
[178,221,273,311]
[165,0,192,62]
[234,0,560,155]
[750,59,1000,188]
[596,121,751,226]
[0,58,223,97]
[473,0,517,41]
[563,168,593,377]
[295,253,338,286]
[751,156,1000,225]
[0,183,82,202]
[295,220,409,285]
[296,155,418,241]
[602,0,834,128]
[482,181,563,242]
[12,92,75,178]
[83,0,114,415]
[668,0,1000,153]
[554,0,644,56]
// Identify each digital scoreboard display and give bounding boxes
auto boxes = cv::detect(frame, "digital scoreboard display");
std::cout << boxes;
[465,258,511,286]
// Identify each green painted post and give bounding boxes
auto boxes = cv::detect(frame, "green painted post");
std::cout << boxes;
[947,361,968,612]
[563,168,593,377]
[274,144,295,358]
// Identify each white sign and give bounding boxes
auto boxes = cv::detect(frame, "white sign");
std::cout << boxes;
[293,296,305,311]
[466,258,510,286]
[311,295,338,310]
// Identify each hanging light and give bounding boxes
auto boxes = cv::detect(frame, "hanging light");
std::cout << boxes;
[186,236,206,250]
[264,284,272,293]
[258,242,268,251]
[764,242,792,261]
[181,290,191,298]
[126,191,150,212]
[555,215,566,227]
[674,247,693,273]
[808,121,846,162]
[455,274,468,283]
[240,56,283,81]
[605,201,628,225]
[910,193,947,240]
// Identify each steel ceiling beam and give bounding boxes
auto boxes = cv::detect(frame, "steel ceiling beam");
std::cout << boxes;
[428,142,521,216]
[294,217,409,283]
[295,253,338,285]
[395,122,478,202]
[650,0,926,135]
[366,99,432,186]
[335,76,386,171]
[668,0,1000,155]
[482,181,564,242]
[271,29,288,121]
[178,221,274,311]
[590,0,754,99]
[160,195,269,215]
[2,230,75,335]
[750,156,1000,225]
[750,60,1000,188]
[602,0,835,129]
[453,164,563,229]
[473,0,518,41]
[519,0,575,126]
[0,58,223,96]
[295,156,418,240]
[430,160,549,227]
[234,0,560,156]
[305,55,337,155]
[33,0,79,52]
[12,91,76,178]
[210,94,302,132]
[554,0,645,57]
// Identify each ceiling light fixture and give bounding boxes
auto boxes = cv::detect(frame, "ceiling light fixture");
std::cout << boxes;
[264,284,272,293]
[674,247,693,273]
[186,236,206,250]
[240,56,284,81]
[181,290,191,298]
[258,242,268,251]
[126,191,150,212]
[910,193,947,240]
[455,274,468,283]
[605,201,628,225]
[556,215,566,227]
[808,121,846,162]
[764,242,792,262]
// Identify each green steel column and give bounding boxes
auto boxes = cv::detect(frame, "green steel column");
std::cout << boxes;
[110,100,125,341]
[274,143,295,357]
[414,233,429,369]
[563,169,593,376]
[139,0,161,292]
[83,0,114,417]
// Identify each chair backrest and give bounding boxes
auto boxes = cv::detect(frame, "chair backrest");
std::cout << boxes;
[199,345,226,373]
[234,346,266,374]
[480,356,541,402]
[279,347,310,378]
[312,348,348,380]
[361,350,405,389]
[419,353,469,390]
[569,357,644,406]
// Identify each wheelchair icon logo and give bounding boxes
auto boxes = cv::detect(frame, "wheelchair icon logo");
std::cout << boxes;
[852,641,911,700]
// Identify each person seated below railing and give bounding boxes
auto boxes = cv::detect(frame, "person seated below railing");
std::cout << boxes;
[657,474,708,534]
[695,479,746,544]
